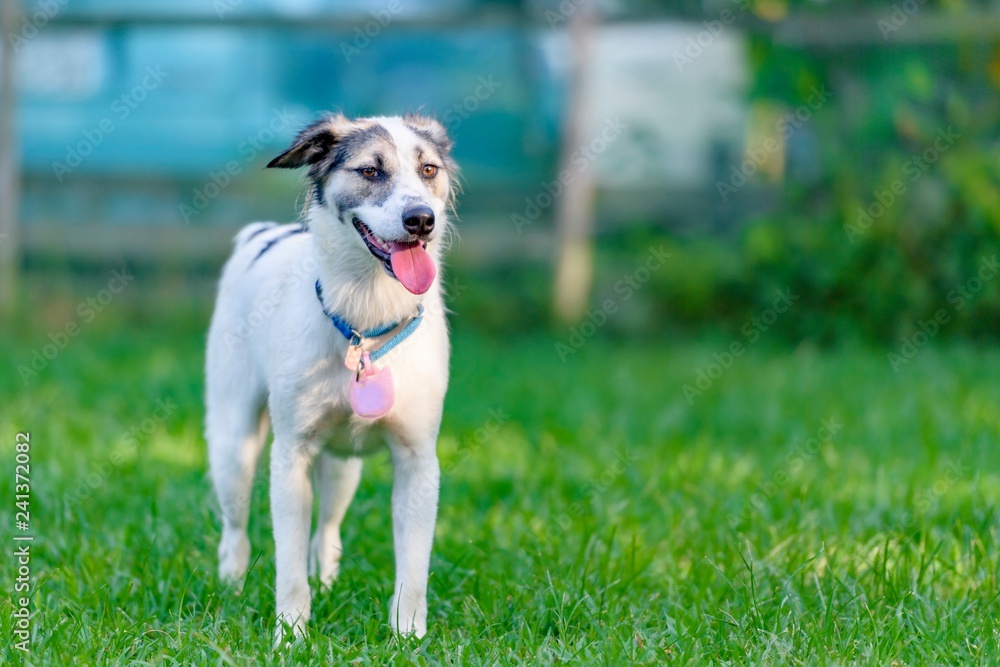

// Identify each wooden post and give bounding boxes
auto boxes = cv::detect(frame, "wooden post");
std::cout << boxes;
[552,6,597,322]
[0,0,20,317]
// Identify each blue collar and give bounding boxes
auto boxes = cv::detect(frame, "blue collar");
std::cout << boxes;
[315,280,424,363]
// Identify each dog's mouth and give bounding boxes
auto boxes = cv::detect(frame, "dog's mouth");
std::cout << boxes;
[353,217,394,265]
[352,217,436,295]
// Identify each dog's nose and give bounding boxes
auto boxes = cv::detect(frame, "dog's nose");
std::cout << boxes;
[402,206,435,237]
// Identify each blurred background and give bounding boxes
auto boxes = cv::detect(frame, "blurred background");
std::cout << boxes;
[3,0,996,342]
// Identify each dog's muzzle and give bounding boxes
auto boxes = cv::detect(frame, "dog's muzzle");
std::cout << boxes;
[351,216,437,295]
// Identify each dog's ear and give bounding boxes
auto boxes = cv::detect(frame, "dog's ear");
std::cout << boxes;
[267,114,352,170]
[404,114,453,157]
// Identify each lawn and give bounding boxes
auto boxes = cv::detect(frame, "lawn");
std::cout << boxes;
[1,281,999,665]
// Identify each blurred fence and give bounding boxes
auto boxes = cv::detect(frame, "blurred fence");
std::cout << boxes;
[4,2,755,247]
[3,0,1000,338]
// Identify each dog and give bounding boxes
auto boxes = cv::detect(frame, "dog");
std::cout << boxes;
[205,113,457,641]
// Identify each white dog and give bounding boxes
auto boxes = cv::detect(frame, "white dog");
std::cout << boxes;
[205,113,456,640]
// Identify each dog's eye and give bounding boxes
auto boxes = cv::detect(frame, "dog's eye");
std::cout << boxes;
[360,167,379,179]
[421,164,438,179]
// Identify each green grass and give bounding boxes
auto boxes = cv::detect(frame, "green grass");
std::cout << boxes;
[2,283,999,665]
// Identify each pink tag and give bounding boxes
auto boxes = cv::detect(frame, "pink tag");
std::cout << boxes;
[349,352,394,419]
[344,343,363,371]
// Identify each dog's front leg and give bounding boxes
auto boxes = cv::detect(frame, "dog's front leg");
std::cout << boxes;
[388,441,440,637]
[271,442,314,642]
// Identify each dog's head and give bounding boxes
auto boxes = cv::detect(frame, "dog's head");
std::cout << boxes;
[268,113,457,295]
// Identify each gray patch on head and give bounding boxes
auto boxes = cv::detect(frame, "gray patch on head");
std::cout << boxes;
[319,123,399,217]
[334,192,363,216]
[406,125,450,160]
[410,137,445,171]
[361,152,395,207]
[404,124,457,203]
[324,125,396,175]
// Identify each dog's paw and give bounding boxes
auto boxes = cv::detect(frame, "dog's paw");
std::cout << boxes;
[390,617,427,639]
[273,618,307,650]
[218,530,250,586]
[389,594,427,638]
[308,531,342,589]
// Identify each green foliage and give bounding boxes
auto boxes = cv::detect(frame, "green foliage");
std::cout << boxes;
[552,36,1000,344]
[742,38,1000,342]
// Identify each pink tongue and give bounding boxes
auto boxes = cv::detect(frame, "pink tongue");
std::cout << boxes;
[389,242,436,294]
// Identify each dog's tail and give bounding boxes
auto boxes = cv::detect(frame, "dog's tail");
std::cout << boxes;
[233,222,278,248]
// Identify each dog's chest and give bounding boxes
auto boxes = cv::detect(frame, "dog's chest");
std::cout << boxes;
[284,312,445,455]
[294,372,386,456]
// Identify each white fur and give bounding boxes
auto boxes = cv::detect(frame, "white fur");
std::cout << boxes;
[205,116,452,642]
